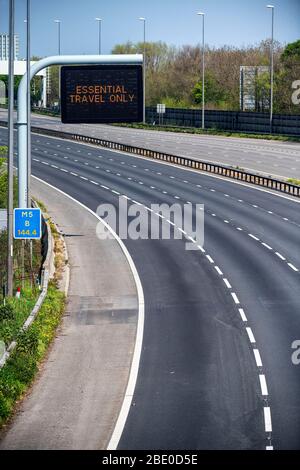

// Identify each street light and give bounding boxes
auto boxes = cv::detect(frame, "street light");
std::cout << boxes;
[54,19,61,55]
[139,17,146,123]
[95,18,102,55]
[7,0,15,297]
[24,0,31,207]
[267,5,274,133]
[197,12,205,130]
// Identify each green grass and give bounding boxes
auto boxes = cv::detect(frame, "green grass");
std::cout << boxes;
[287,178,300,186]
[113,122,300,143]
[0,288,38,347]
[0,283,65,425]
[0,146,7,156]
[0,193,66,426]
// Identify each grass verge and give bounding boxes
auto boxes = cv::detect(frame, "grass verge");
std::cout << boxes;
[287,178,300,186]
[113,122,300,143]
[0,283,65,425]
[0,198,66,427]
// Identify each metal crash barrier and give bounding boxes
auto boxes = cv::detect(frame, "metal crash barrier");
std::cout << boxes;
[0,120,299,198]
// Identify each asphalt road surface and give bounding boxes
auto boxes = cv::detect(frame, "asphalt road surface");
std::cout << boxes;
[0,126,299,450]
[1,109,300,180]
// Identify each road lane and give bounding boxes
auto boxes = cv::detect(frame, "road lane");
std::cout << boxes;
[1,110,300,179]
[0,128,299,449]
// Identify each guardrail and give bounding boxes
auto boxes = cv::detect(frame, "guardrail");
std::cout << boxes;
[0,120,299,198]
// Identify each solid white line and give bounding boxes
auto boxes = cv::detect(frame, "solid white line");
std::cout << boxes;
[288,263,299,272]
[223,278,232,289]
[275,252,286,261]
[31,176,145,452]
[167,220,175,226]
[259,374,269,396]
[264,407,272,432]
[215,266,223,276]
[178,228,186,235]
[206,255,214,264]
[231,293,240,304]
[246,327,256,344]
[249,234,260,241]
[262,242,273,250]
[239,308,248,322]
[254,349,263,367]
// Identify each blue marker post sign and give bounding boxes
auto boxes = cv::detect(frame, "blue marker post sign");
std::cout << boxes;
[14,208,41,240]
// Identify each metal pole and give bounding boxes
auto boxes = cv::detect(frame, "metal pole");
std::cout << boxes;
[26,0,31,207]
[58,22,61,55]
[197,12,205,130]
[7,0,15,297]
[143,20,146,124]
[270,7,274,133]
[267,5,274,133]
[99,20,102,55]
[202,14,205,130]
[139,18,146,124]
[17,55,143,208]
[54,20,61,112]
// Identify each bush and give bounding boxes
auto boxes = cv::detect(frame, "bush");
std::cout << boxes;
[0,285,65,426]
[0,303,15,321]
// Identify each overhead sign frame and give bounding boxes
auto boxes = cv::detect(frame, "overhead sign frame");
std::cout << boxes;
[60,64,144,124]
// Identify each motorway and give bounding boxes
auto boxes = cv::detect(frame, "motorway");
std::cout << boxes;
[1,109,300,180]
[0,125,299,450]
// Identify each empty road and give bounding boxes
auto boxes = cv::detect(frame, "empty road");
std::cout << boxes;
[0,126,299,450]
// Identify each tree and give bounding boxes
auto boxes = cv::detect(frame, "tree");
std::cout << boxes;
[281,40,300,61]
[193,72,226,107]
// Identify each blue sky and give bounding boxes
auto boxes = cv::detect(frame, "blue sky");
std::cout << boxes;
[0,0,299,58]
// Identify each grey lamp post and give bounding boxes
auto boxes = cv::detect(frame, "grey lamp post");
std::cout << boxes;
[267,5,274,133]
[197,12,205,130]
[139,17,146,123]
[54,19,61,55]
[7,0,15,296]
[95,18,102,54]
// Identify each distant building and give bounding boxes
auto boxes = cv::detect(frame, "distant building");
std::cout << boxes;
[240,66,270,112]
[0,33,19,61]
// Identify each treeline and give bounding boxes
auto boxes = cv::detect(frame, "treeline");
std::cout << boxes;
[113,39,300,113]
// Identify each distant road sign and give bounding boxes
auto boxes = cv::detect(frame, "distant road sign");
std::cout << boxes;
[61,65,143,124]
[157,104,166,114]
[14,208,41,240]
